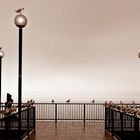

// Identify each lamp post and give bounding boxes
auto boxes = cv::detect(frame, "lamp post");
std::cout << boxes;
[138,52,140,58]
[14,12,27,136]
[0,47,4,105]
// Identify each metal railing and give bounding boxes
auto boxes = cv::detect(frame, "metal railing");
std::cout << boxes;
[34,102,140,121]
[34,103,105,121]
[1,102,140,122]
[0,106,35,139]
[105,107,140,140]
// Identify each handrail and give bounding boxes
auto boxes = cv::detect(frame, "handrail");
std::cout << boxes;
[0,106,35,139]
[34,103,105,121]
[105,107,140,140]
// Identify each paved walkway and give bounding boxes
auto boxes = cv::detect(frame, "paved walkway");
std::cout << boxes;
[26,121,114,140]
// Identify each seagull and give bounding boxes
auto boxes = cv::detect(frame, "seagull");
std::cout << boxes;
[92,99,95,103]
[52,99,54,103]
[66,99,70,103]
[120,101,123,105]
[15,8,24,14]
[132,100,135,105]
[31,100,35,105]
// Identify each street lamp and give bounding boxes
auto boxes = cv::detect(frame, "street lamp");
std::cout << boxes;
[14,11,27,136]
[0,47,4,105]
[138,52,140,58]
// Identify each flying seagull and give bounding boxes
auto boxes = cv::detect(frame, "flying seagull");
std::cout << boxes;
[15,8,24,14]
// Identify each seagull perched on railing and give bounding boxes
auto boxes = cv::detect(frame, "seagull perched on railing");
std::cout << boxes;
[66,99,70,103]
[120,101,123,105]
[21,99,35,107]
[15,8,24,14]
[132,101,136,107]
[92,99,95,103]
[52,99,54,103]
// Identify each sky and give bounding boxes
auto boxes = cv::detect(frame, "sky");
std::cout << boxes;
[0,0,140,103]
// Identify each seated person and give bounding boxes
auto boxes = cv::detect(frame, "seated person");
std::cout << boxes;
[5,93,16,115]
[5,93,13,107]
[4,93,17,121]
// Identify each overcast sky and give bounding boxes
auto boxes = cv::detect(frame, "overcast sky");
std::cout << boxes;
[0,0,140,102]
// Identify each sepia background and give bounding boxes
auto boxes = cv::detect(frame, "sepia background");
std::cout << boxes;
[0,0,140,102]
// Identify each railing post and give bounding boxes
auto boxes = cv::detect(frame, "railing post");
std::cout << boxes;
[120,112,123,139]
[111,109,114,137]
[55,104,57,123]
[4,116,9,139]
[27,107,29,135]
[83,104,85,123]
[134,117,139,138]
[105,107,107,130]
[33,107,36,130]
